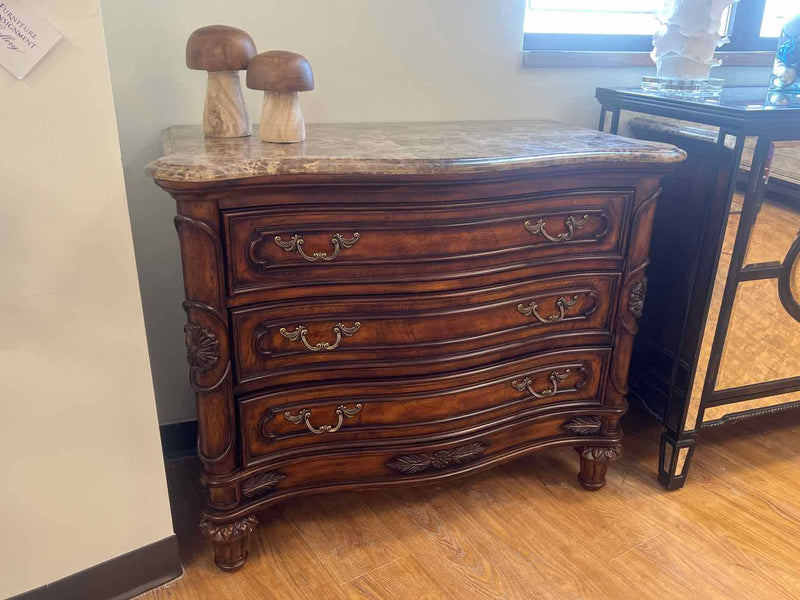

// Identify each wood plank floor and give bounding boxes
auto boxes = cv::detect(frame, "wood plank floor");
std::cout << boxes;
[139,405,800,600]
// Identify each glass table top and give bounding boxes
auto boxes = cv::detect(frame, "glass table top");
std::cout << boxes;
[602,86,800,114]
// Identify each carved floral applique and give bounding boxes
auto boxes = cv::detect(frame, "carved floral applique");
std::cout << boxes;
[184,323,219,371]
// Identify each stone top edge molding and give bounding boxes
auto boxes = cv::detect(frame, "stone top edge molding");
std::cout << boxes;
[146,120,686,184]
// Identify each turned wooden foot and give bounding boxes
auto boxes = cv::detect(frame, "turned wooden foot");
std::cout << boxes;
[200,515,258,572]
[577,446,622,491]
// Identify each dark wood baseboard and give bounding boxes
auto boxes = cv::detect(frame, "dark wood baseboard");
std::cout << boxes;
[160,420,198,459]
[9,536,181,600]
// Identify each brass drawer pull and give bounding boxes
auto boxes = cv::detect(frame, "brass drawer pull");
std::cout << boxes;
[518,294,579,323]
[524,214,589,243]
[512,367,587,399]
[517,291,598,324]
[284,404,363,434]
[274,232,360,262]
[280,322,361,352]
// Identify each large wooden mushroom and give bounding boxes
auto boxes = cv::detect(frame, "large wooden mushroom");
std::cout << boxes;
[186,25,256,138]
[247,51,314,143]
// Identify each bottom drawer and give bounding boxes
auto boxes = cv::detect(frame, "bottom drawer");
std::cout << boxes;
[224,407,623,508]
[239,347,611,466]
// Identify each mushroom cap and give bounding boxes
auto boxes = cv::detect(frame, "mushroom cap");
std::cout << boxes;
[246,51,314,92]
[186,25,256,72]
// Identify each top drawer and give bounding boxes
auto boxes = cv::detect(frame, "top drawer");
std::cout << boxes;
[223,190,632,297]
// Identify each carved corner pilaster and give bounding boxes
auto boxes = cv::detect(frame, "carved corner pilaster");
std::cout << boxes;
[174,208,237,478]
[603,187,660,416]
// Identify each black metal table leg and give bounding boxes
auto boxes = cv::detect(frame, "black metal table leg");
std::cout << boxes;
[598,107,607,132]
[609,109,621,134]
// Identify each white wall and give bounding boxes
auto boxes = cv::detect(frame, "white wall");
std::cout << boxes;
[0,1,174,597]
[101,0,770,425]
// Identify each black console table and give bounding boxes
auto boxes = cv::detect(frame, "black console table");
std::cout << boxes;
[596,86,800,489]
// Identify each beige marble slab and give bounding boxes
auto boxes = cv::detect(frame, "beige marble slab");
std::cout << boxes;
[146,120,685,183]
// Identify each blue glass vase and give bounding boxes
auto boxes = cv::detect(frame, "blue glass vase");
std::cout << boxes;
[769,13,800,92]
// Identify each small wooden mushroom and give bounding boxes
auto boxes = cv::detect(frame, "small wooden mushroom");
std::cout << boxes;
[246,51,314,143]
[186,25,257,138]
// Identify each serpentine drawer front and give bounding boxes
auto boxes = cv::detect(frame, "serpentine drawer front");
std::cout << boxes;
[229,409,626,505]
[223,191,630,297]
[147,120,682,572]
[231,273,618,389]
[238,347,611,465]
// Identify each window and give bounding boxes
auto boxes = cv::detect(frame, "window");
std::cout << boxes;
[725,0,793,50]
[523,1,662,51]
[523,0,793,53]
[759,0,796,37]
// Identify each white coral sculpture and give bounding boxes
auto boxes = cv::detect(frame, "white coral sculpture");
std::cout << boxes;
[651,0,739,79]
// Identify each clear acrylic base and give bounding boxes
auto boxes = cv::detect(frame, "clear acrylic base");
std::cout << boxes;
[641,77,725,97]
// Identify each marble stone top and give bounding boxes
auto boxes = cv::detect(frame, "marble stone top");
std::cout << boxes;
[146,120,685,183]
[628,116,800,187]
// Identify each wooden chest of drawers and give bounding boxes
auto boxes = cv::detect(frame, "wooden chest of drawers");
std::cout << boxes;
[147,121,683,572]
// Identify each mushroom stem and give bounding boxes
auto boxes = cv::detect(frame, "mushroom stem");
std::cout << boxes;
[204,71,251,138]
[259,91,305,143]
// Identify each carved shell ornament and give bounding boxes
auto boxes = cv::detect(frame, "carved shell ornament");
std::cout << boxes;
[184,323,220,372]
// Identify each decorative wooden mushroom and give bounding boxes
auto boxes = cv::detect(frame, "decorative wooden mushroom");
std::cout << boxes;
[186,25,257,138]
[246,51,314,143]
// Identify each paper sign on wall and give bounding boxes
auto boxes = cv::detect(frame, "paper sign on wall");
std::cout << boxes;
[0,0,61,80]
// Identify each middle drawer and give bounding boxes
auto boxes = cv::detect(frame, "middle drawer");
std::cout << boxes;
[238,346,611,466]
[231,272,619,390]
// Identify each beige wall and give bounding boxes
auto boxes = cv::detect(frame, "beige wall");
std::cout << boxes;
[101,0,770,424]
[0,1,174,597]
